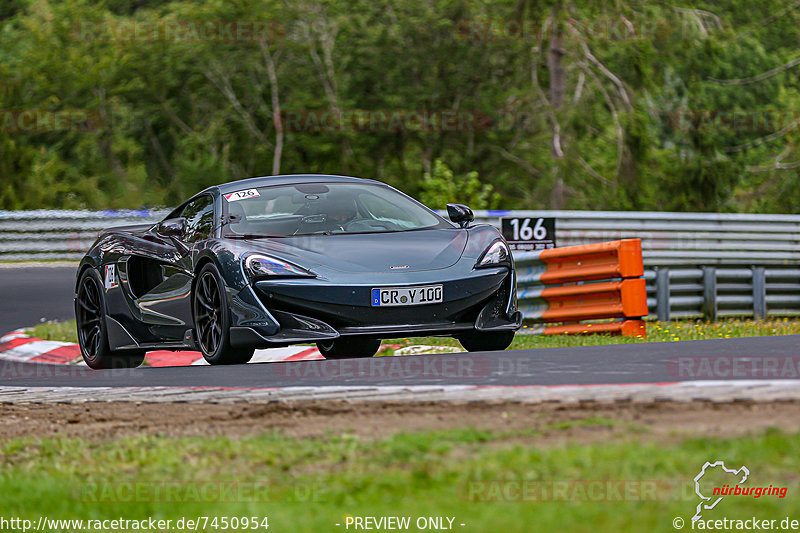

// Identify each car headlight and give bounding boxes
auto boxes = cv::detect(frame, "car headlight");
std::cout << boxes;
[476,240,511,268]
[243,254,315,279]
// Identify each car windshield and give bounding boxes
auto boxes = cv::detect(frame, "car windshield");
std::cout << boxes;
[221,182,449,237]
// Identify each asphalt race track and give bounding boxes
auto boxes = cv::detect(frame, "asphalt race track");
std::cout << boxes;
[0,335,798,388]
[0,265,77,330]
[1,266,798,391]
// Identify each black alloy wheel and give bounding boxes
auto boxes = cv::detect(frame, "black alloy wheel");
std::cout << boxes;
[193,263,254,365]
[76,273,103,359]
[76,268,145,369]
[195,269,223,356]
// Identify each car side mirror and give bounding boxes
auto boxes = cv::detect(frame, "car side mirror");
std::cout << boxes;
[158,217,187,239]
[157,217,190,256]
[446,204,474,228]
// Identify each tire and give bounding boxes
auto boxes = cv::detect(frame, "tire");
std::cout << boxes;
[75,268,145,369]
[193,263,254,365]
[458,330,516,352]
[317,337,381,359]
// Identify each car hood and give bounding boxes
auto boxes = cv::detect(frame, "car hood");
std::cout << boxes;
[232,229,468,273]
[98,223,153,238]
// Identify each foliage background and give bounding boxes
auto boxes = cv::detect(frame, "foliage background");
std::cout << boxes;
[1,0,800,211]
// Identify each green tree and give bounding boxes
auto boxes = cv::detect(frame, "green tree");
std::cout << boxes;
[2,0,800,213]
[420,159,499,209]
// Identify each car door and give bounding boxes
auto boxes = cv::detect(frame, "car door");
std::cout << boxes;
[129,195,216,341]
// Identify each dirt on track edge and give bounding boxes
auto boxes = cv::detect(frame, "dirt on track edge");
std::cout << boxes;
[2,400,799,443]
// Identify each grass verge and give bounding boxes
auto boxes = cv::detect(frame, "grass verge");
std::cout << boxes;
[29,320,79,344]
[385,318,800,352]
[0,425,797,532]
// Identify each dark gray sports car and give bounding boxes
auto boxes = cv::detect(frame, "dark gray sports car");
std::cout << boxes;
[74,174,522,369]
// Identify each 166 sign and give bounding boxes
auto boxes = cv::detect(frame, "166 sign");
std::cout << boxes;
[501,217,556,251]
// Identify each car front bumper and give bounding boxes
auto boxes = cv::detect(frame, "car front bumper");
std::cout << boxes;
[228,266,521,348]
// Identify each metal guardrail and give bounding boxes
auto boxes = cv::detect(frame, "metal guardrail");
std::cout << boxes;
[6,208,800,264]
[646,265,800,320]
[0,209,168,261]
[471,210,800,320]
[470,210,800,265]
[2,208,799,321]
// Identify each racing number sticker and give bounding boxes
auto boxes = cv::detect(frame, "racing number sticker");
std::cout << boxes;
[104,264,118,290]
[224,189,260,202]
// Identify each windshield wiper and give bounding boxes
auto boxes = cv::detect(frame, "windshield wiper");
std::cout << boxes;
[225,233,285,239]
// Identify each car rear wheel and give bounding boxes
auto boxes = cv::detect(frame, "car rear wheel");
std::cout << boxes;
[458,331,516,352]
[194,263,254,365]
[76,268,145,369]
[317,337,381,359]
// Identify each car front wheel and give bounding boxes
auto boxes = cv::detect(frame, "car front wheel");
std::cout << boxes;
[193,263,254,365]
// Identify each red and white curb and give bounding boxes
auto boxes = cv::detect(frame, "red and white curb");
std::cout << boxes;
[0,330,83,364]
[0,329,324,367]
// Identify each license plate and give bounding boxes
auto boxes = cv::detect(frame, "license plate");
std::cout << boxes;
[371,285,443,307]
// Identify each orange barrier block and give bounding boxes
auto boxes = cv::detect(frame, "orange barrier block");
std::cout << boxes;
[539,278,648,322]
[516,238,648,338]
[537,238,643,285]
[542,319,646,337]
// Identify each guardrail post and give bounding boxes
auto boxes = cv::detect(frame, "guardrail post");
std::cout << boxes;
[752,266,766,320]
[702,266,717,321]
[656,267,670,322]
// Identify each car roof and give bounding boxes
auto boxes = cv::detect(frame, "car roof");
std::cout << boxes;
[212,174,381,195]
